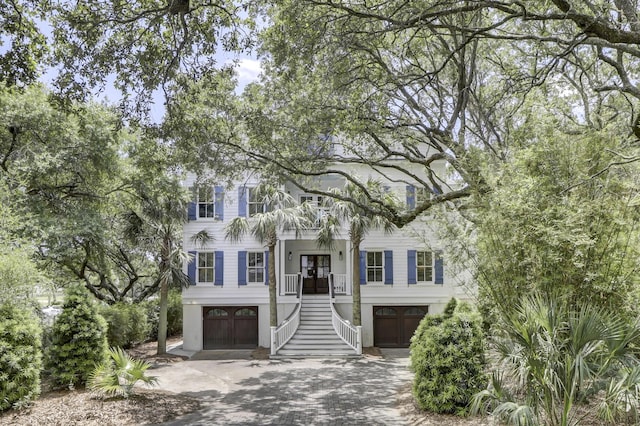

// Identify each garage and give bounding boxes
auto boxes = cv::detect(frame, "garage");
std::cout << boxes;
[373,306,428,348]
[203,306,258,349]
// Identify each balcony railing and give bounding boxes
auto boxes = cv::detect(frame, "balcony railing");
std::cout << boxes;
[330,273,348,295]
[283,273,300,295]
[271,274,303,355]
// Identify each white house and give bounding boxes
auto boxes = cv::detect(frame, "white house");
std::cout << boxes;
[181,151,471,356]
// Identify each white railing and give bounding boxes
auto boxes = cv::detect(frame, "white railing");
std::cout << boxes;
[271,274,303,355]
[329,283,362,355]
[330,273,349,295]
[283,273,300,295]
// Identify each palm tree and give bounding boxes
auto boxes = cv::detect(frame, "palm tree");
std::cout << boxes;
[472,291,640,426]
[316,180,395,326]
[225,184,315,327]
[124,184,190,355]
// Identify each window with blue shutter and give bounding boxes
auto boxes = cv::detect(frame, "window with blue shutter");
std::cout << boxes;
[238,251,247,286]
[264,251,269,285]
[434,251,444,284]
[407,250,417,284]
[384,250,393,285]
[214,251,224,286]
[238,186,247,217]
[406,185,415,210]
[359,250,367,285]
[214,186,224,220]
[187,250,197,285]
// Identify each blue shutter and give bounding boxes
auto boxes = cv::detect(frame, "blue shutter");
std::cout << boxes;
[406,185,415,210]
[359,250,367,285]
[238,251,247,286]
[407,250,417,284]
[214,251,224,286]
[384,250,393,285]
[187,187,197,221]
[264,250,269,285]
[434,251,444,284]
[187,251,197,285]
[238,186,247,217]
[214,186,224,221]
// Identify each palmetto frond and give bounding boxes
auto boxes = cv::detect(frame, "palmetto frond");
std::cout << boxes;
[225,216,250,243]
[89,347,158,398]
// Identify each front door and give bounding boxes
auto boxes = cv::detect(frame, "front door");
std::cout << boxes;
[301,255,330,294]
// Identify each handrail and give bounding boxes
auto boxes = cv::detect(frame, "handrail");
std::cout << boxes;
[271,273,303,355]
[329,277,362,355]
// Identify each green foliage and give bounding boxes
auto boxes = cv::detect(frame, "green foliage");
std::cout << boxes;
[88,347,158,398]
[472,292,640,426]
[46,284,108,387]
[143,290,183,340]
[0,303,43,411]
[410,299,487,415]
[474,127,640,321]
[100,303,150,349]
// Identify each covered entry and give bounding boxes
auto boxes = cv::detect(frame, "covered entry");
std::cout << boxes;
[373,306,428,347]
[301,254,330,294]
[203,306,258,349]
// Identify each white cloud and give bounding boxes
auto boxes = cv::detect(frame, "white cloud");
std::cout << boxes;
[234,58,262,88]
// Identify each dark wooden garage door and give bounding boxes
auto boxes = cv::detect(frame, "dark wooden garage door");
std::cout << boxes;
[373,306,428,348]
[203,306,258,349]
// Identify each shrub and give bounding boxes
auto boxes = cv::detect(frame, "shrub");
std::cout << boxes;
[410,298,487,415]
[101,303,150,348]
[89,347,158,398]
[46,284,108,387]
[0,303,43,411]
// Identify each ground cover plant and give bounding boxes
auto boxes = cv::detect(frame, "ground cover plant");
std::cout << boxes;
[89,347,158,398]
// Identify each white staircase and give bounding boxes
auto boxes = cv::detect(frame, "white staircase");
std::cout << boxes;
[275,295,357,357]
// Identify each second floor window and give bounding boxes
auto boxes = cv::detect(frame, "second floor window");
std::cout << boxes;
[248,187,264,217]
[198,187,215,218]
[198,252,215,283]
[367,251,383,283]
[417,251,433,282]
[248,252,265,283]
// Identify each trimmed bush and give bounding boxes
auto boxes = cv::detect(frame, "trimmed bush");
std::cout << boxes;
[410,298,487,415]
[0,303,43,411]
[46,284,108,387]
[101,303,150,348]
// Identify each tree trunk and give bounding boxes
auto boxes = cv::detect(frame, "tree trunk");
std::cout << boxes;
[268,243,278,327]
[157,238,170,355]
[352,236,362,326]
[157,278,169,355]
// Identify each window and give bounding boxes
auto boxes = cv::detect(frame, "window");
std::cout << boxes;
[367,251,383,283]
[248,187,264,217]
[415,187,431,205]
[247,252,265,284]
[198,187,215,218]
[198,252,215,283]
[417,251,433,282]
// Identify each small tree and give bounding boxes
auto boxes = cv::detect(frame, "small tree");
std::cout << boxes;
[0,303,42,411]
[410,298,487,415]
[46,284,108,387]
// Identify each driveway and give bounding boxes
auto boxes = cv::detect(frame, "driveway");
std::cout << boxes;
[151,350,412,425]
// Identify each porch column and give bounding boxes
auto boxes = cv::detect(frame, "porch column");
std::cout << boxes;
[278,240,284,296]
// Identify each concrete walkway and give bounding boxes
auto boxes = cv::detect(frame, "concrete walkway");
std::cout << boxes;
[150,349,412,425]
